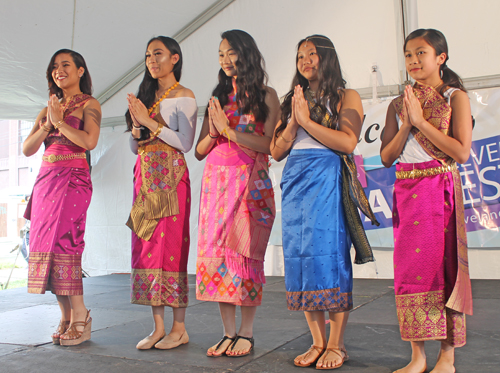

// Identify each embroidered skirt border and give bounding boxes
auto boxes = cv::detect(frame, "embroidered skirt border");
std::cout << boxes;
[131,269,188,308]
[396,290,466,347]
[28,252,83,295]
[286,288,353,312]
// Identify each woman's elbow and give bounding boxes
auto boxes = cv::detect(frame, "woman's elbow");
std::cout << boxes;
[455,151,470,165]
[84,139,99,151]
[380,152,394,168]
[381,159,393,168]
[22,148,34,157]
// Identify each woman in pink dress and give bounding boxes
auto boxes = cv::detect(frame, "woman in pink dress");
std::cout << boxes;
[381,29,473,373]
[23,49,101,346]
[126,36,197,350]
[195,29,280,357]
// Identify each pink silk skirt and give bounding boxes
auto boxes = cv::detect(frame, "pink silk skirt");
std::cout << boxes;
[393,160,465,347]
[25,145,91,295]
[130,155,191,307]
[196,141,264,306]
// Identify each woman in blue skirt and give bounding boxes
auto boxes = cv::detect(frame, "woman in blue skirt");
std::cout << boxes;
[271,35,364,370]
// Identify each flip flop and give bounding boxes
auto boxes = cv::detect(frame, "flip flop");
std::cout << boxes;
[226,335,254,357]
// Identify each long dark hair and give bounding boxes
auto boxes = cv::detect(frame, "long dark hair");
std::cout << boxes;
[46,49,92,99]
[210,29,269,123]
[275,35,345,141]
[125,36,183,139]
[404,28,466,95]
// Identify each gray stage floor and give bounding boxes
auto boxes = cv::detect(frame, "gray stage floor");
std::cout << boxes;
[0,275,498,372]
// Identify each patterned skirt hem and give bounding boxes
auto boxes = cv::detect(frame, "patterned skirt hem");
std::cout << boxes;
[131,269,189,308]
[286,288,353,312]
[195,293,262,307]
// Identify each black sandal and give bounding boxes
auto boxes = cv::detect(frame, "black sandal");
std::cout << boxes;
[206,335,235,357]
[226,335,254,357]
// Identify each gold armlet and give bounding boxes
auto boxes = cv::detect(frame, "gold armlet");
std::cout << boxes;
[152,122,164,137]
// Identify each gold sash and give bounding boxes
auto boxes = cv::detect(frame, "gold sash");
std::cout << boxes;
[126,108,187,241]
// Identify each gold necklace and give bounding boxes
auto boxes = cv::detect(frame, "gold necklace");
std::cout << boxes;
[148,82,179,114]
[432,81,443,90]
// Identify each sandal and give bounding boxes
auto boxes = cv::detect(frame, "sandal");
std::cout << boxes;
[60,309,92,346]
[316,347,345,370]
[341,346,349,362]
[52,320,70,345]
[206,335,235,357]
[226,335,254,357]
[294,345,325,367]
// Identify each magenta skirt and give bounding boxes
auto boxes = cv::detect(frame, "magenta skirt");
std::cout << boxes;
[393,160,465,347]
[26,161,91,296]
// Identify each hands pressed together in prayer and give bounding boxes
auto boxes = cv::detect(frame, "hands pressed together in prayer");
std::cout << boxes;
[402,84,426,130]
[46,94,64,129]
[208,96,229,137]
[127,93,155,130]
[292,85,311,128]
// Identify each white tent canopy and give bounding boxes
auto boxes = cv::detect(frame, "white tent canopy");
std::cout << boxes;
[2,0,500,277]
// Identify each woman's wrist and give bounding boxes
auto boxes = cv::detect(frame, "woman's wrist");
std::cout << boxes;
[53,119,65,130]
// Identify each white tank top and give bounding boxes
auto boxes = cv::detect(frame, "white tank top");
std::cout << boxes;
[292,100,334,150]
[398,88,459,163]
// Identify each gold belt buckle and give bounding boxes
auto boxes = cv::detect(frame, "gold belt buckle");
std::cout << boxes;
[47,154,56,163]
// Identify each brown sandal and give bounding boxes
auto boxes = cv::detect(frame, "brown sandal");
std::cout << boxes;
[52,320,70,345]
[60,309,92,346]
[341,346,349,362]
[316,347,345,370]
[294,345,325,367]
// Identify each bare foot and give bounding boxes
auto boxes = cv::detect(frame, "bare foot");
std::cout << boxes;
[393,359,427,373]
[316,348,346,369]
[294,345,324,367]
[430,359,455,373]
[226,336,254,356]
[206,335,235,357]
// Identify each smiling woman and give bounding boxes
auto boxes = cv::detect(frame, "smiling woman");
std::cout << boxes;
[194,29,280,359]
[125,36,197,351]
[22,48,101,347]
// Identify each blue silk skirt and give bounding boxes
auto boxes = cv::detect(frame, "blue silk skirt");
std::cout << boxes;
[281,148,353,312]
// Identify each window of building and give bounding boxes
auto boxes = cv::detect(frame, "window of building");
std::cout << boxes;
[0,121,9,159]
[18,121,33,156]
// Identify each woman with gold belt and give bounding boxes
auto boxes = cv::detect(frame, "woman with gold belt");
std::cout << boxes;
[23,49,101,346]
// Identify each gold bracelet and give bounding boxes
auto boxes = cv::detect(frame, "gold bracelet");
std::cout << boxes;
[280,133,296,143]
[54,120,65,129]
[151,122,163,137]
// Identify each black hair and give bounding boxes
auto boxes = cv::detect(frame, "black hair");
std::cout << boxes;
[46,49,92,98]
[125,36,183,139]
[275,35,345,141]
[210,29,269,123]
[404,28,466,95]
